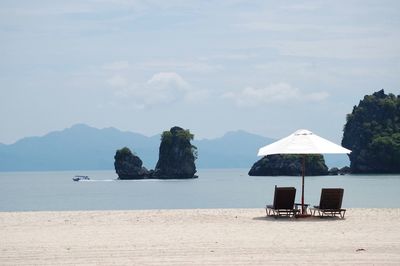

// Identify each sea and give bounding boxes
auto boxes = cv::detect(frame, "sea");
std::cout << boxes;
[1,169,399,212]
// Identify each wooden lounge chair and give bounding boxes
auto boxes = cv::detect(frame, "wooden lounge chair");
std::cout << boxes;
[311,188,346,218]
[266,186,298,217]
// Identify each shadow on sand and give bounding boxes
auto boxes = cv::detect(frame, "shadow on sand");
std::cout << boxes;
[252,215,345,222]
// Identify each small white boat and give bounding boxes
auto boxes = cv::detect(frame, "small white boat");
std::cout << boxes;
[72,175,90,181]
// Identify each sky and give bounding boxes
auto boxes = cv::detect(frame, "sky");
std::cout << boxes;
[1,0,399,144]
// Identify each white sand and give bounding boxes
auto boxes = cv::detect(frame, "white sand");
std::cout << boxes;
[1,208,400,265]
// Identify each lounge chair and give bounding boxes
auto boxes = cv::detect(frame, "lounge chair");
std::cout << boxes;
[311,188,346,218]
[266,186,298,217]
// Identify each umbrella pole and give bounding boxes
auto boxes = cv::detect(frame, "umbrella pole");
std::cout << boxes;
[301,154,305,214]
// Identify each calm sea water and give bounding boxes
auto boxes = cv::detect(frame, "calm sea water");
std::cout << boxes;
[0,169,399,212]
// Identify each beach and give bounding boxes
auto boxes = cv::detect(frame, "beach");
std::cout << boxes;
[1,208,400,265]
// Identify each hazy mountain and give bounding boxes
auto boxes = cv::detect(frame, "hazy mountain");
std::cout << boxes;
[194,130,274,168]
[0,124,160,171]
[0,124,348,171]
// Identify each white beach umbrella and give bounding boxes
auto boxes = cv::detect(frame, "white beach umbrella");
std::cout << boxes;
[257,129,351,216]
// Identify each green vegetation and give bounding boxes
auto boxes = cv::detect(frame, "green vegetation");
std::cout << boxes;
[161,128,194,143]
[155,126,197,178]
[160,127,197,159]
[342,90,400,173]
[161,131,172,142]
[176,129,194,141]
[248,154,328,176]
[285,154,327,170]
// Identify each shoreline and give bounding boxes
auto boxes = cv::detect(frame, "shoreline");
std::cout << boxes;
[1,208,400,265]
[0,206,399,213]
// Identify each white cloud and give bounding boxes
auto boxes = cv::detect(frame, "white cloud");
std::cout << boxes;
[222,82,329,106]
[109,72,208,109]
[147,72,189,89]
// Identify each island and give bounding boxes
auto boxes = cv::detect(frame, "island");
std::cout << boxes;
[342,90,400,173]
[114,126,197,179]
[248,154,329,176]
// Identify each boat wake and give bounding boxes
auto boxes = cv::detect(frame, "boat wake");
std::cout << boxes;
[85,179,116,182]
[74,179,116,182]
[73,175,116,182]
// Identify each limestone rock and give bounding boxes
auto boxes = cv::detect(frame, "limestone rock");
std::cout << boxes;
[114,147,151,179]
[339,166,351,175]
[342,89,400,173]
[248,154,329,176]
[153,126,197,179]
[328,167,340,175]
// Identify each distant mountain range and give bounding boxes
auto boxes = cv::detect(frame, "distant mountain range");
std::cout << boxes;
[0,124,349,171]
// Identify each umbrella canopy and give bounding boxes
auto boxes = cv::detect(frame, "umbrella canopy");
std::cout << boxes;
[258,129,351,156]
[257,129,351,216]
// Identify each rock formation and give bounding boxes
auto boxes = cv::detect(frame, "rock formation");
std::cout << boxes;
[328,166,351,175]
[342,89,400,173]
[153,126,197,179]
[114,127,197,179]
[339,166,351,175]
[114,147,151,179]
[248,154,329,176]
[328,167,340,175]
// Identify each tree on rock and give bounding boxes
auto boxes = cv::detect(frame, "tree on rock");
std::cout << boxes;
[114,147,151,179]
[153,126,197,179]
[248,154,329,176]
[342,89,400,173]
